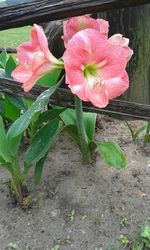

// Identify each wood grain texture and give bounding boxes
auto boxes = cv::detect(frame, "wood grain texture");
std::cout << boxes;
[0,0,149,30]
[97,4,150,105]
[0,78,149,121]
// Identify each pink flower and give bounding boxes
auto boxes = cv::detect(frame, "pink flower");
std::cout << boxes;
[63,28,132,108]
[11,24,63,92]
[62,15,109,47]
[109,34,133,62]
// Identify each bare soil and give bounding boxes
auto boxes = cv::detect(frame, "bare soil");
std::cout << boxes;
[0,116,150,250]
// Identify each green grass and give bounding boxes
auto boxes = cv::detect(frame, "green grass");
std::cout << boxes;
[0,26,32,48]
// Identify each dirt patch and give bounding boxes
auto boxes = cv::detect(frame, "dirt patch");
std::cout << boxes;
[0,116,149,250]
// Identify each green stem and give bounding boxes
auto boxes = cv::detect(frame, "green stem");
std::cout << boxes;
[74,95,91,164]
[146,121,150,134]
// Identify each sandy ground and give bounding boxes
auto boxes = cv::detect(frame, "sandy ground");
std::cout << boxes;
[0,116,149,250]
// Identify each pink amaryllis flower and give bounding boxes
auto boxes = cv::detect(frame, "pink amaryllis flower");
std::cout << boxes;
[63,28,133,108]
[11,24,64,92]
[62,15,109,47]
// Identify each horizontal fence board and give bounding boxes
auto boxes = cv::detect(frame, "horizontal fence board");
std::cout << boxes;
[0,78,149,121]
[0,0,149,30]
[0,48,17,53]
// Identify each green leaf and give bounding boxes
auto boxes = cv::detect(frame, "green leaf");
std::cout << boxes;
[83,112,97,141]
[7,77,63,139]
[97,141,127,169]
[37,107,66,126]
[5,93,27,111]
[24,120,62,167]
[7,242,18,249]
[0,49,7,67]
[36,69,62,87]
[60,108,97,142]
[140,224,150,241]
[0,116,12,163]
[144,134,150,144]
[4,95,20,121]
[60,108,76,126]
[63,124,81,149]
[5,55,17,77]
[34,154,47,185]
[132,241,143,250]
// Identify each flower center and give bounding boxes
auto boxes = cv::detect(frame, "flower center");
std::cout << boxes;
[83,64,105,88]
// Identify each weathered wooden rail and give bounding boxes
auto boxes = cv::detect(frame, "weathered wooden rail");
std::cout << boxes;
[0,78,149,121]
[0,0,150,120]
[0,0,149,30]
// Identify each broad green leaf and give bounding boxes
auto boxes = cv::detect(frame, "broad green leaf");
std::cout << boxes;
[34,154,47,185]
[97,141,127,169]
[37,107,66,126]
[63,124,81,149]
[9,134,23,157]
[36,69,62,87]
[24,120,62,167]
[4,95,20,121]
[0,116,12,162]
[0,50,7,67]
[5,55,17,77]
[5,93,27,112]
[60,108,76,125]
[60,108,96,142]
[83,112,97,141]
[7,77,63,139]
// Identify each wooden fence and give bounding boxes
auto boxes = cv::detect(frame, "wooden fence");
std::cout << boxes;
[0,0,150,120]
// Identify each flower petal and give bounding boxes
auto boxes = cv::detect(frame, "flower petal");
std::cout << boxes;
[104,71,129,99]
[62,16,109,47]
[11,65,33,83]
[85,84,109,108]
[109,34,133,62]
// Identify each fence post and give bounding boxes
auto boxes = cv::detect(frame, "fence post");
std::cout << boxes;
[97,4,150,105]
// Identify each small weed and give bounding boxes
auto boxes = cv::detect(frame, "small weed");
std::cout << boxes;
[140,223,150,248]
[50,245,60,250]
[119,234,130,245]
[24,244,31,250]
[68,209,75,222]
[120,216,128,227]
[7,242,18,249]
[94,217,101,226]
[81,214,87,220]
[125,121,146,141]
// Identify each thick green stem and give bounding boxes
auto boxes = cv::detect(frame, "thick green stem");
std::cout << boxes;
[74,95,91,164]
[9,167,28,203]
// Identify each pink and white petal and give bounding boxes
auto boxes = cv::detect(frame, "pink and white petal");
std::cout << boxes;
[17,40,35,65]
[109,34,129,47]
[99,44,127,78]
[30,49,47,72]
[104,71,129,99]
[67,29,109,60]
[97,19,109,36]
[11,65,33,83]
[86,84,109,108]
[63,47,91,70]
[69,84,89,102]
[32,24,54,62]
[124,47,133,62]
